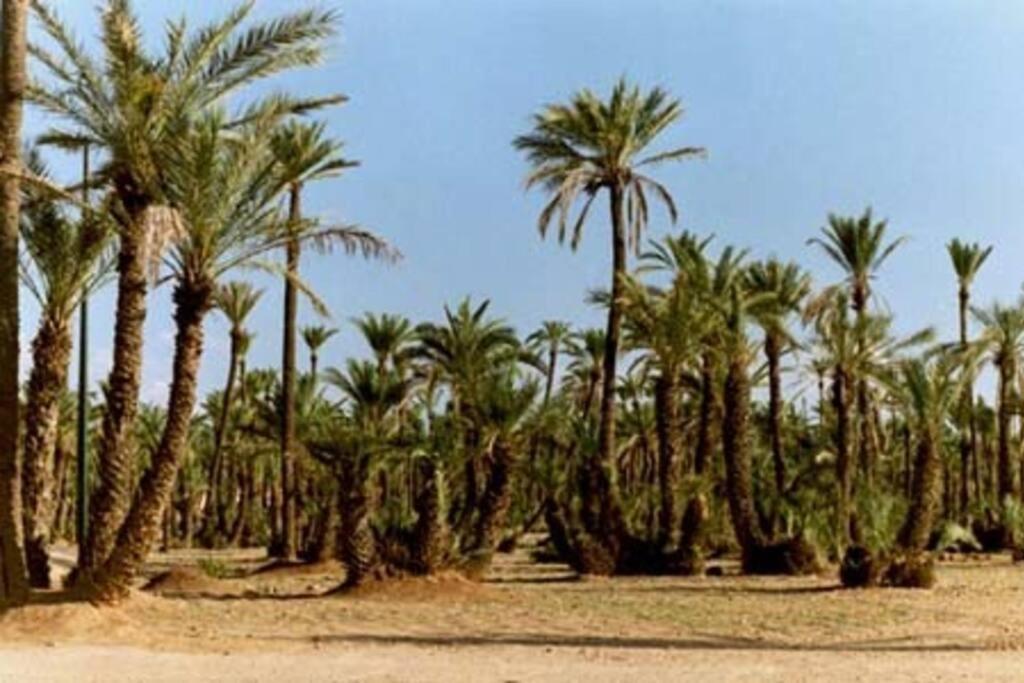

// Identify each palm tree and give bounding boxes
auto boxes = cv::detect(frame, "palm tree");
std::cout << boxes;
[745,259,811,499]
[270,119,358,561]
[353,312,415,377]
[82,114,391,601]
[19,152,112,587]
[514,79,704,549]
[973,302,1024,503]
[809,208,904,487]
[206,281,263,539]
[301,325,338,382]
[946,239,992,515]
[30,0,342,582]
[0,0,30,604]
[527,321,573,405]
[885,354,974,552]
[321,360,409,587]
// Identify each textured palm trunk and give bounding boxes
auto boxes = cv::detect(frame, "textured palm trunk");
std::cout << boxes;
[899,430,941,552]
[22,313,73,587]
[957,287,971,517]
[680,353,715,552]
[833,365,852,547]
[339,457,378,587]
[412,459,448,574]
[765,331,787,498]
[997,361,1014,501]
[279,184,301,560]
[721,353,764,564]
[78,213,149,582]
[0,0,30,604]
[84,280,213,603]
[588,182,626,542]
[470,441,515,558]
[654,373,679,547]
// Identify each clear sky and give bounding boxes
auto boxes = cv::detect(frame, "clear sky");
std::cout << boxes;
[23,0,1024,404]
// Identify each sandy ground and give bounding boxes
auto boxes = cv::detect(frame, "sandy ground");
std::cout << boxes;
[2,542,1024,681]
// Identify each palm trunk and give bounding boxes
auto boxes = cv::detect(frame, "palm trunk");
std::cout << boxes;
[84,280,213,602]
[834,365,852,547]
[998,361,1014,501]
[0,0,30,604]
[958,287,971,517]
[412,459,447,574]
[654,373,679,547]
[899,429,942,552]
[470,441,515,560]
[852,283,873,489]
[765,330,786,498]
[22,313,73,587]
[589,182,626,540]
[279,183,302,560]
[339,456,378,587]
[78,210,150,582]
[722,353,764,565]
[208,331,242,537]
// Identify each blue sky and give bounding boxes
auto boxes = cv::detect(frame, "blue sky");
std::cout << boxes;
[24,0,1024,404]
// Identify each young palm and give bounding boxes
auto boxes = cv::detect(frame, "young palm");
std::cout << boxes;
[206,281,263,538]
[515,79,704,549]
[270,119,358,561]
[744,259,811,499]
[809,208,905,487]
[946,239,992,514]
[301,325,338,382]
[19,154,112,587]
[85,114,391,601]
[30,0,341,580]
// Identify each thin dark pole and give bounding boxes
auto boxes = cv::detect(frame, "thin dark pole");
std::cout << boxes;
[75,143,89,555]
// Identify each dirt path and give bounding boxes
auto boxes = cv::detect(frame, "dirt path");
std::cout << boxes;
[3,545,1024,681]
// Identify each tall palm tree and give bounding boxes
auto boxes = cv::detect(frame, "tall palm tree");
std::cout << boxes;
[83,113,391,601]
[809,208,904,487]
[745,259,811,499]
[301,325,338,382]
[514,79,704,549]
[973,302,1024,503]
[0,0,30,604]
[270,119,357,561]
[19,152,112,587]
[946,239,992,515]
[30,0,342,581]
[206,281,263,538]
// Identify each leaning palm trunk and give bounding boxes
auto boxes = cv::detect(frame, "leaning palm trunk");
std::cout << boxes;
[653,373,679,547]
[83,280,213,602]
[680,353,715,551]
[79,218,149,581]
[899,431,941,552]
[721,355,764,567]
[997,362,1014,501]
[338,457,378,587]
[22,313,73,587]
[0,0,30,604]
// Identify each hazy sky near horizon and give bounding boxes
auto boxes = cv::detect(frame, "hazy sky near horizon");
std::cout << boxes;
[24,0,1024,404]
